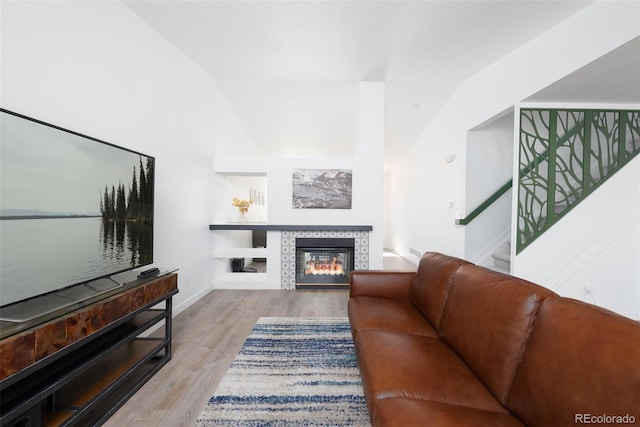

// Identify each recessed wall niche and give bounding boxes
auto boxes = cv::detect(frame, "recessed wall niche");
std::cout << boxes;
[214,173,267,223]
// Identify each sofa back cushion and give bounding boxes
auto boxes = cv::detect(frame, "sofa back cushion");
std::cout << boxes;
[439,265,557,406]
[508,297,640,427]
[409,252,470,330]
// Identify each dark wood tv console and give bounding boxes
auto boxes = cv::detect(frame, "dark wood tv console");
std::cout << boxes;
[0,273,178,426]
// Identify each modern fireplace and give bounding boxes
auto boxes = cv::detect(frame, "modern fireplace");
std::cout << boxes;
[295,238,354,288]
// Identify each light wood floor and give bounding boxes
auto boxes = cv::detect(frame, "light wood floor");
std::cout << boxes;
[105,253,416,427]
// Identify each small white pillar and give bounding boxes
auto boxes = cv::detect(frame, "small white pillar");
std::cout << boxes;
[355,82,385,269]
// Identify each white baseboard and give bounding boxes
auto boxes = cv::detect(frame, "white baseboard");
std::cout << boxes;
[172,283,215,317]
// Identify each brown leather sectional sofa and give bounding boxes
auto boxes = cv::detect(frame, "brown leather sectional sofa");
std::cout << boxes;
[348,252,640,427]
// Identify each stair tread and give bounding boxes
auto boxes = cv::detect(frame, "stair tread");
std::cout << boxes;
[493,252,510,262]
[488,265,510,274]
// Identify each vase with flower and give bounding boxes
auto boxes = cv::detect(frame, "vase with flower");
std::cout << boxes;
[232,197,253,223]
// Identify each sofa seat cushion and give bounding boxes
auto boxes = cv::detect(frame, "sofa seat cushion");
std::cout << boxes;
[373,398,526,427]
[348,296,438,337]
[355,329,507,415]
[508,298,640,427]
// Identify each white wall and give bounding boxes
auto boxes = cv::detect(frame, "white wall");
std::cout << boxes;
[387,1,640,316]
[355,82,385,268]
[212,158,370,224]
[464,111,514,264]
[212,82,386,274]
[1,1,258,314]
[514,154,640,319]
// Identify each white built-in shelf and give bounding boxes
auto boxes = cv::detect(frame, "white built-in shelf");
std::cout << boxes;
[214,248,268,259]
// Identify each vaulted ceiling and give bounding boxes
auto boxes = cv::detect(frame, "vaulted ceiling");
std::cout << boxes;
[124,1,638,167]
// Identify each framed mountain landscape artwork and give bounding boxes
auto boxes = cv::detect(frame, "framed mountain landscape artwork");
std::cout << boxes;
[292,169,352,209]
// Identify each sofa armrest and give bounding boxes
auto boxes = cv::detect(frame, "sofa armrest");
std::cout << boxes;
[349,270,415,301]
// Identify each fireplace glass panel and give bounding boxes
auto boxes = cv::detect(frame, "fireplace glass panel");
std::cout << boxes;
[296,249,353,284]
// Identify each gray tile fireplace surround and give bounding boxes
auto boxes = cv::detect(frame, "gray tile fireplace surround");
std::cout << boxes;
[280,230,370,290]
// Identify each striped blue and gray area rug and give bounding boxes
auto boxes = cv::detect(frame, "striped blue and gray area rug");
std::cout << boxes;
[194,317,370,426]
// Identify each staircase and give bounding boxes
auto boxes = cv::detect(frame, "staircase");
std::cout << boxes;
[517,108,640,253]
[491,240,511,273]
[478,108,640,273]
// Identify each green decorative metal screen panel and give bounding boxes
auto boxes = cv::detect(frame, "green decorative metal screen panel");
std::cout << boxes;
[518,110,550,246]
[517,108,640,253]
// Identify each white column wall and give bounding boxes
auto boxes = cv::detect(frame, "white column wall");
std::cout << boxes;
[355,82,385,269]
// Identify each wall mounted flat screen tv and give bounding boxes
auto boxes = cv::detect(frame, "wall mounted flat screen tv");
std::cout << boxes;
[0,109,154,321]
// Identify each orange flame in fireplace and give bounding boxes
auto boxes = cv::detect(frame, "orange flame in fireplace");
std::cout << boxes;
[304,256,346,276]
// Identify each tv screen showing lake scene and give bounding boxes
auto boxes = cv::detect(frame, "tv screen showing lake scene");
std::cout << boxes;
[0,109,154,308]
